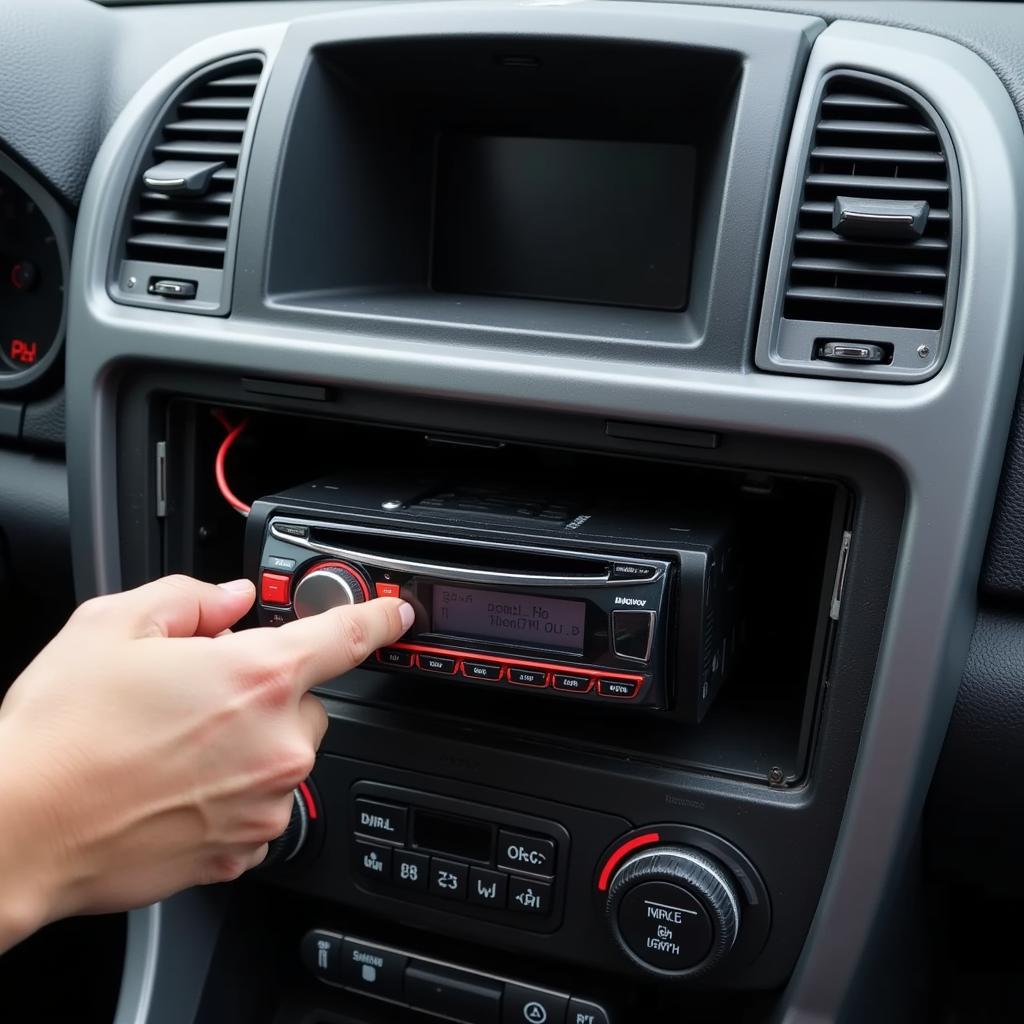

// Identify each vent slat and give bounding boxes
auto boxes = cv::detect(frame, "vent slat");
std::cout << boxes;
[122,57,262,274]
[795,229,948,253]
[206,74,260,90]
[816,119,937,139]
[821,93,910,113]
[133,209,231,232]
[154,139,243,161]
[179,96,253,114]
[163,118,248,137]
[810,145,945,166]
[140,190,233,208]
[791,255,947,280]
[783,77,953,332]
[805,174,949,196]
[126,232,227,256]
[786,286,944,310]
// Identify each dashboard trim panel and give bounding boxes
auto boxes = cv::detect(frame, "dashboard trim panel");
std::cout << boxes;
[60,6,1024,1024]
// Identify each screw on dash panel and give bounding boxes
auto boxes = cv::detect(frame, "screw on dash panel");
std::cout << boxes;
[916,344,931,359]
[768,766,786,786]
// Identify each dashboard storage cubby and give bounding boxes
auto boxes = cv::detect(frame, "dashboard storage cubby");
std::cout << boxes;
[265,34,740,343]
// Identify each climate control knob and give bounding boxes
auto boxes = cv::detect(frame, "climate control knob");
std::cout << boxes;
[292,561,368,618]
[258,787,310,870]
[605,845,740,978]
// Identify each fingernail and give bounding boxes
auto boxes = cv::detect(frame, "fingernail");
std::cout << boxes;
[398,601,415,631]
[218,578,254,593]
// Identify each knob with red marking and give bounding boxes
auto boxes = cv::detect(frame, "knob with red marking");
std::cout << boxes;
[292,561,370,619]
[257,780,321,871]
[604,845,740,978]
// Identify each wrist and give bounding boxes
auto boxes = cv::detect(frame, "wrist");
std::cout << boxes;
[0,721,66,951]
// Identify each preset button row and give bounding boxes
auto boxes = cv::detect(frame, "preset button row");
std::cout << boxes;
[376,647,644,699]
[355,840,553,916]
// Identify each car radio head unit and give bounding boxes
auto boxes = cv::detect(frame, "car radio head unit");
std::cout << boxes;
[244,478,738,721]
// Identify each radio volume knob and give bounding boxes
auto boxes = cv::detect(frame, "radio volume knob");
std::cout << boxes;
[605,846,740,978]
[292,562,369,618]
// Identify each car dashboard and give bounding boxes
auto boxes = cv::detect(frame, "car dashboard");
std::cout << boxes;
[3,1,1024,1023]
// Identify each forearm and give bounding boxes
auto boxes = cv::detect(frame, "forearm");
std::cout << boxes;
[0,722,61,953]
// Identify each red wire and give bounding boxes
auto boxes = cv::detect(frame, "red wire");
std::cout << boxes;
[213,412,251,515]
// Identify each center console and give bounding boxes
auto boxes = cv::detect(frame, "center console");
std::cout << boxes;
[64,3,1024,1024]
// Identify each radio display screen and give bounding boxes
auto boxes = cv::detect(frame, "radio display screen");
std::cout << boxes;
[431,584,586,653]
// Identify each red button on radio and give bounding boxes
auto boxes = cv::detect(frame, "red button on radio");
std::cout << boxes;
[508,667,547,688]
[418,654,458,675]
[375,582,401,599]
[597,678,641,699]
[260,571,291,606]
[552,673,593,694]
[462,661,503,681]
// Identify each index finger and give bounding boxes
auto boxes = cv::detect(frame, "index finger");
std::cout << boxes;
[222,597,413,694]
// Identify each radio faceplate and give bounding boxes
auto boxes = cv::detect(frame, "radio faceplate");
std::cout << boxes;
[245,479,738,720]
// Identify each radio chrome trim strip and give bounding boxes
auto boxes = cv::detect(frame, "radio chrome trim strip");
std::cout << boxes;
[270,518,668,588]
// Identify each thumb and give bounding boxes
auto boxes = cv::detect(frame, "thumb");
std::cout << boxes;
[112,575,256,639]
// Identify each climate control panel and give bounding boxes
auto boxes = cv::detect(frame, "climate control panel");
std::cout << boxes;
[349,781,569,933]
[257,757,771,993]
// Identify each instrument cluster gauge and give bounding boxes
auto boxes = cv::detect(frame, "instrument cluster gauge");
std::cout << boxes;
[0,150,72,391]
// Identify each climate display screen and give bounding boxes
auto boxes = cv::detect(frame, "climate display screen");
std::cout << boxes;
[431,584,586,653]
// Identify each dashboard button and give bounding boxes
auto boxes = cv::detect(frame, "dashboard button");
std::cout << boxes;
[260,571,291,606]
[462,660,503,681]
[377,647,414,668]
[300,929,344,982]
[353,839,392,882]
[354,798,407,844]
[393,849,430,891]
[497,831,556,876]
[375,582,401,599]
[148,278,197,299]
[266,555,296,572]
[468,867,508,908]
[552,673,593,694]
[610,562,658,582]
[274,522,309,539]
[508,876,552,915]
[429,857,469,900]
[597,678,640,699]
[611,610,656,661]
[341,938,406,1001]
[504,984,569,1024]
[406,962,502,1023]
[419,654,458,675]
[508,667,547,687]
[568,997,612,1024]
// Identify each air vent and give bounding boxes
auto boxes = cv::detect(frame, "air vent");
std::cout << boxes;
[782,76,952,331]
[123,56,263,275]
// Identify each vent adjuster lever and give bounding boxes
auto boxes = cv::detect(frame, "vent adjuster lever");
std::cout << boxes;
[142,159,224,196]
[832,196,929,241]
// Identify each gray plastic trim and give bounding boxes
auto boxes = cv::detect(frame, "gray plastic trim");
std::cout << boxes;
[65,9,1024,1024]
[113,892,227,1024]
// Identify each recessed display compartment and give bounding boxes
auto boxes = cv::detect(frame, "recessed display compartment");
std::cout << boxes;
[266,34,739,341]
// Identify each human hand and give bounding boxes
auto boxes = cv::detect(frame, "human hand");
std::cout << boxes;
[0,574,412,950]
